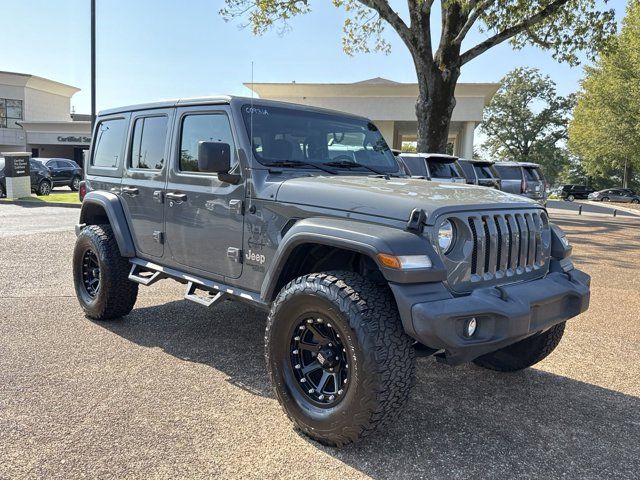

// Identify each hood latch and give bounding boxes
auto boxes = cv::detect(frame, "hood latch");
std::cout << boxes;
[406,208,427,233]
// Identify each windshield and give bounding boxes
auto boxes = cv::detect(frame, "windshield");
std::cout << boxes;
[241,104,401,174]
[427,159,462,179]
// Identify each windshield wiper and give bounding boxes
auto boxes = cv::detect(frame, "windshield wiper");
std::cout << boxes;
[323,160,396,177]
[263,160,336,174]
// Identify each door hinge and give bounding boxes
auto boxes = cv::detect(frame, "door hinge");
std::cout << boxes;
[227,247,242,263]
[153,231,164,244]
[229,199,244,215]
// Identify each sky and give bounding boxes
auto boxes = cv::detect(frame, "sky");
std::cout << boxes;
[2,0,627,115]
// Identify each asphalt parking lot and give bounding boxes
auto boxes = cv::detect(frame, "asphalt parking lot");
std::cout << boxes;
[1,203,639,479]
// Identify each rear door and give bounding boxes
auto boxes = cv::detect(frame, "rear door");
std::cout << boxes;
[119,109,173,258]
[523,166,544,200]
[426,159,465,183]
[163,106,245,279]
[494,165,522,194]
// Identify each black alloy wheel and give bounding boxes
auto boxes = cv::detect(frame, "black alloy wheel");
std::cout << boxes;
[290,315,350,406]
[81,248,100,298]
[38,180,51,196]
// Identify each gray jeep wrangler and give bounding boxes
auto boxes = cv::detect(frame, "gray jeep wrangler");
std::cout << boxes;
[73,97,590,447]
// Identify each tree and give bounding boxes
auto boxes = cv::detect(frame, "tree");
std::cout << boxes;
[221,1,616,153]
[569,0,640,190]
[481,67,574,185]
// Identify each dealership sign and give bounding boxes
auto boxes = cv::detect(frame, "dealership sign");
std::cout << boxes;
[57,135,91,144]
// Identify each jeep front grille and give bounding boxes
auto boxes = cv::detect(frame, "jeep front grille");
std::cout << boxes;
[436,208,551,292]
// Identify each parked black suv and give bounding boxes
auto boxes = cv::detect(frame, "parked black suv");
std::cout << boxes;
[73,97,590,447]
[37,158,83,191]
[0,157,53,197]
[560,184,594,201]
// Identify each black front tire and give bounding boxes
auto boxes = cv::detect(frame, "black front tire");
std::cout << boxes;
[73,224,138,320]
[70,176,81,191]
[473,322,566,372]
[37,180,52,196]
[266,271,415,447]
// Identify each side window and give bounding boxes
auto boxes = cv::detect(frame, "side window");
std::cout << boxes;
[458,161,475,179]
[92,118,127,168]
[179,113,235,173]
[130,116,168,170]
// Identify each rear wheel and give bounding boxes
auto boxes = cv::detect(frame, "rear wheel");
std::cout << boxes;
[473,322,566,372]
[266,271,415,447]
[73,224,138,320]
[37,180,51,196]
[632,199,639,204]
[602,197,610,202]
[71,176,81,191]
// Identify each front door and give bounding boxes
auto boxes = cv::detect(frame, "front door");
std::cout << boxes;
[164,107,244,279]
[119,109,173,258]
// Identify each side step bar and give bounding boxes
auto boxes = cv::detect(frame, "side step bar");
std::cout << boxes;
[184,282,229,307]
[128,258,266,309]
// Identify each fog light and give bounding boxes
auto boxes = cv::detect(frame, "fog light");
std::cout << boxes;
[465,317,477,337]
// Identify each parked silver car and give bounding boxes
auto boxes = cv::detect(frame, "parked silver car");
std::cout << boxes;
[588,188,640,203]
[494,161,547,204]
[398,153,466,183]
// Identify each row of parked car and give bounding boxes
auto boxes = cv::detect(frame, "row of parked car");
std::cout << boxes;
[0,157,83,197]
[395,153,547,203]
[395,153,640,205]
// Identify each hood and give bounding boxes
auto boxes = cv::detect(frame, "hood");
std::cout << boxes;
[275,175,537,223]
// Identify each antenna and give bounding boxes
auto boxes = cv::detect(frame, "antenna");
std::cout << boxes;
[250,60,254,155]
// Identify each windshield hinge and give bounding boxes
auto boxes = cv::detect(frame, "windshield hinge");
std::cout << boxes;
[406,208,427,233]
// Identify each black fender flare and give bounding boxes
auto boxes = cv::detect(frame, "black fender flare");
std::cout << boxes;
[261,217,446,301]
[78,191,136,257]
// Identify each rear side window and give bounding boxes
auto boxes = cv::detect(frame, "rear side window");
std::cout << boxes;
[130,116,168,170]
[400,156,428,177]
[524,167,541,181]
[427,160,462,179]
[92,118,127,168]
[495,165,522,180]
[179,113,235,173]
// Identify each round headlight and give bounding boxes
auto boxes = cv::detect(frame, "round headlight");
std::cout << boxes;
[438,220,455,254]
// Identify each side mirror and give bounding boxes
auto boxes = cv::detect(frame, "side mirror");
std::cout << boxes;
[197,142,231,174]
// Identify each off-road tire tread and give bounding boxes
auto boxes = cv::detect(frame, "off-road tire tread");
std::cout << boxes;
[73,224,138,320]
[473,322,565,372]
[266,271,415,447]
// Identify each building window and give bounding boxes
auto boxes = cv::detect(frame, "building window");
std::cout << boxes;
[0,99,24,129]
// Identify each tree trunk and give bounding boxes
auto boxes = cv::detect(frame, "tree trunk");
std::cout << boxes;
[414,63,460,154]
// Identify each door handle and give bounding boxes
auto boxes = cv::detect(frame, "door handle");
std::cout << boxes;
[122,187,139,196]
[166,192,187,204]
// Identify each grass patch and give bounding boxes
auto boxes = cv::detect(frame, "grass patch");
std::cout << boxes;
[1,191,80,204]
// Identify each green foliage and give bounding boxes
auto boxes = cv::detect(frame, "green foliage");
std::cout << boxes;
[569,0,640,190]
[481,67,574,185]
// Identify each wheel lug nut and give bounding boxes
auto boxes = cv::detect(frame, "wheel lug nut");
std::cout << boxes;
[327,323,331,328]
[294,364,301,369]
[300,378,306,383]
[308,389,314,394]
[292,350,299,355]
[294,336,300,341]
[299,326,304,330]
[317,318,323,323]
[329,395,335,401]
[318,394,325,400]
[328,343,333,347]
[338,389,343,395]
[344,378,348,384]
[307,319,313,324]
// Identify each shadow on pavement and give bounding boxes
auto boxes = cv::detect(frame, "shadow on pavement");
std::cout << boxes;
[95,299,639,478]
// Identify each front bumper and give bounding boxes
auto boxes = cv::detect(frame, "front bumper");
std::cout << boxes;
[407,269,590,365]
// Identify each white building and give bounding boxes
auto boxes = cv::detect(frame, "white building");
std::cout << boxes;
[245,77,500,158]
[0,71,90,164]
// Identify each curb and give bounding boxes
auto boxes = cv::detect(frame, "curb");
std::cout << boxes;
[0,199,81,209]
[581,200,640,217]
